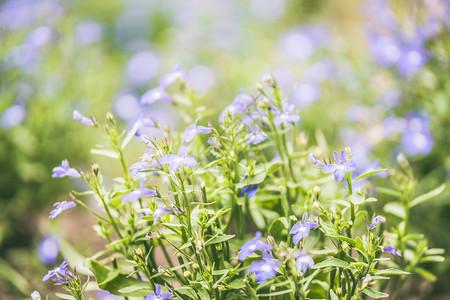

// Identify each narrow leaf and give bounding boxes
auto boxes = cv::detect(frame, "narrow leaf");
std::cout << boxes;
[312,258,349,269]
[353,169,386,182]
[410,184,446,208]
[362,287,389,298]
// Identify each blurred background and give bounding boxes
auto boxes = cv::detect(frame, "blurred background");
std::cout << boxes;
[0,0,449,299]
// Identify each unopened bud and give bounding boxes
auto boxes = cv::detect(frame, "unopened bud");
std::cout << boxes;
[92,163,99,175]
[263,74,274,86]
[266,235,275,246]
[193,263,199,270]
[344,146,352,158]
[183,270,192,278]
[336,288,342,295]
[297,132,308,147]
[106,112,114,122]
[270,285,276,291]
[158,266,165,273]
[290,215,298,222]
[342,242,349,250]
[196,240,203,254]
[396,153,410,169]
[255,82,264,91]
[201,181,206,189]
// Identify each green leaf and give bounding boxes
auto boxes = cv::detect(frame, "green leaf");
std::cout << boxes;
[91,149,119,159]
[87,259,152,297]
[362,287,389,298]
[266,161,284,176]
[415,267,437,282]
[373,268,409,276]
[329,289,339,300]
[257,289,295,297]
[206,208,231,226]
[350,194,365,205]
[121,121,140,149]
[327,235,356,247]
[410,184,446,208]
[421,256,445,263]
[376,187,402,198]
[384,202,406,219]
[204,234,235,246]
[355,237,365,252]
[55,293,75,299]
[312,258,349,269]
[203,158,232,170]
[268,217,289,236]
[353,169,386,182]
[425,248,445,255]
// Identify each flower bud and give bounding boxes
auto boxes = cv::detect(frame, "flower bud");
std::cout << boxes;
[92,163,100,175]
[183,270,192,278]
[297,132,308,147]
[106,112,114,122]
[290,215,298,222]
[263,74,274,86]
[344,146,352,158]
[192,263,199,270]
[342,242,349,250]
[266,235,275,246]
[396,153,410,169]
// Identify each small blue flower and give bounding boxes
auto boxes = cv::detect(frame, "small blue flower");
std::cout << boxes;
[368,215,386,229]
[322,150,356,182]
[31,291,41,300]
[153,201,171,225]
[308,153,325,168]
[182,118,212,144]
[289,212,319,245]
[384,245,402,257]
[219,88,254,122]
[239,231,273,262]
[129,149,159,179]
[145,284,173,300]
[249,253,281,283]
[42,258,73,283]
[122,179,157,204]
[272,103,300,126]
[38,236,59,265]
[159,64,186,89]
[159,146,197,173]
[240,184,259,198]
[73,110,94,126]
[245,125,268,145]
[135,117,156,136]
[294,251,315,273]
[49,201,77,219]
[140,86,171,105]
[52,159,81,178]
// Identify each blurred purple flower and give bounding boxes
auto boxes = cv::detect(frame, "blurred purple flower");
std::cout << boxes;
[1,104,26,128]
[397,45,428,77]
[249,253,281,283]
[369,215,386,229]
[52,159,80,178]
[42,258,72,283]
[245,125,268,145]
[31,291,41,300]
[308,153,325,168]
[368,35,402,67]
[384,245,402,257]
[114,93,141,121]
[152,201,171,225]
[182,118,212,144]
[401,114,433,156]
[187,66,217,93]
[126,51,160,86]
[289,212,319,245]
[290,82,322,108]
[305,60,336,83]
[38,236,59,265]
[73,110,94,126]
[145,284,173,300]
[295,251,315,273]
[135,117,156,137]
[159,64,186,89]
[49,201,76,219]
[279,26,329,61]
[76,21,102,46]
[322,150,357,182]
[272,103,300,126]
[140,86,171,105]
[122,179,157,204]
[97,290,120,300]
[26,26,55,48]
[219,88,254,122]
[239,231,273,262]
[159,146,197,172]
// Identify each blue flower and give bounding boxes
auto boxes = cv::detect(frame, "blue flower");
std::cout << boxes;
[308,153,325,168]
[153,201,171,225]
[42,258,73,283]
[135,117,156,136]
[145,284,173,300]
[219,88,254,122]
[52,159,81,178]
[159,64,186,89]
[31,291,41,300]
[159,146,197,173]
[122,179,157,204]
[384,246,402,257]
[129,149,159,179]
[249,253,281,283]
[245,125,268,145]
[140,86,171,105]
[368,215,386,229]
[239,231,273,262]
[322,150,356,182]
[38,236,59,265]
[182,118,212,144]
[49,201,77,219]
[294,251,315,273]
[272,103,300,126]
[73,110,94,126]
[401,114,433,156]
[240,184,258,198]
[289,212,319,245]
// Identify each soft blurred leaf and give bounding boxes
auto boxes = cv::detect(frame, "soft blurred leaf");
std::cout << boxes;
[410,184,446,208]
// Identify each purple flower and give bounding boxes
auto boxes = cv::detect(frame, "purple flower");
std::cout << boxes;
[322,150,357,182]
[295,251,315,273]
[145,284,173,300]
[130,149,159,179]
[368,215,386,229]
[401,114,433,156]
[122,179,157,204]
[290,82,322,108]
[289,212,319,245]
[397,45,428,77]
[73,110,94,126]
[245,125,268,145]
[159,146,197,172]
[52,159,81,178]
[240,184,259,198]
[249,253,281,283]
[42,258,73,283]
[308,153,325,168]
[140,86,172,105]
[182,118,212,144]
[219,88,254,122]
[384,245,402,257]
[239,231,273,262]
[272,103,300,126]
[135,117,156,137]
[159,64,186,89]
[31,291,41,300]
[49,201,77,219]
[1,104,26,129]
[75,21,102,46]
[153,201,171,225]
[38,236,59,265]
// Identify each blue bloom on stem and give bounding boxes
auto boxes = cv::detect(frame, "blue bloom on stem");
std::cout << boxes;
[322,150,356,182]
[159,146,197,173]
[240,184,259,198]
[245,125,268,145]
[153,201,171,225]
[140,86,172,105]
[182,118,212,144]
[42,258,73,283]
[368,215,386,229]
[73,110,94,126]
[289,212,319,245]
[135,116,156,137]
[219,88,254,122]
[122,179,157,204]
[249,252,281,283]
[384,245,402,257]
[294,251,315,273]
[145,284,173,300]
[272,103,300,125]
[49,201,77,219]
[159,64,186,89]
[239,231,273,262]
[130,149,159,179]
[52,159,81,178]
[308,153,325,168]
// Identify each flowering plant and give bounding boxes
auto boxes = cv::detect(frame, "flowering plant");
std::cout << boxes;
[38,70,445,300]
